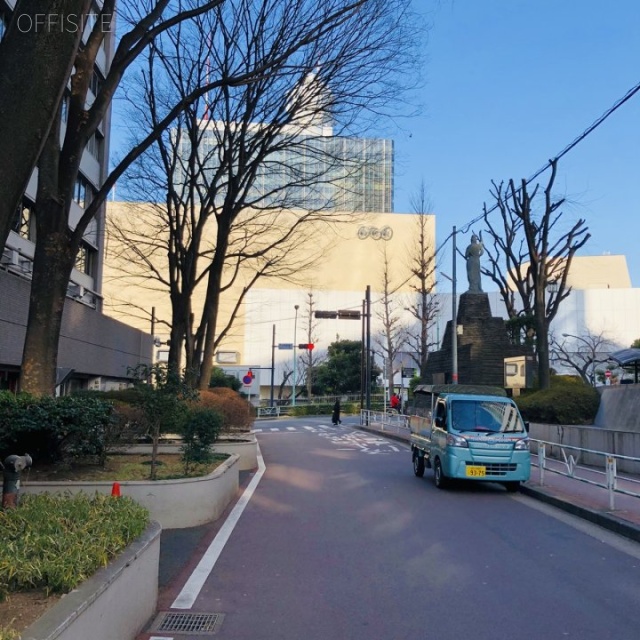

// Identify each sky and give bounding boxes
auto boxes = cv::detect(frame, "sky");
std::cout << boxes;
[391,0,640,289]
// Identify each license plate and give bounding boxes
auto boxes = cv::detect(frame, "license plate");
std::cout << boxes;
[466,465,486,477]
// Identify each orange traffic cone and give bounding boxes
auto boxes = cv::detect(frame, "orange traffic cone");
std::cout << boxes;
[111,482,121,497]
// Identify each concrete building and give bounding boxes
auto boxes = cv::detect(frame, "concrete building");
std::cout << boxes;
[103,203,434,399]
[0,0,152,392]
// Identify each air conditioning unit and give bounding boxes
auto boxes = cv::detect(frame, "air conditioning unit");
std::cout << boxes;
[69,284,86,299]
[19,258,33,273]
[1,249,19,266]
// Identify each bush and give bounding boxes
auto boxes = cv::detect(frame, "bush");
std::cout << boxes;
[180,408,223,473]
[209,367,242,391]
[515,376,600,425]
[194,388,253,432]
[0,493,148,600]
[0,392,114,465]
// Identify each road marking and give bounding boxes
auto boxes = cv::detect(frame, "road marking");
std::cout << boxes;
[171,444,267,609]
[286,426,296,431]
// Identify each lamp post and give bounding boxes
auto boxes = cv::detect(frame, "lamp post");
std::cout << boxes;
[292,304,299,406]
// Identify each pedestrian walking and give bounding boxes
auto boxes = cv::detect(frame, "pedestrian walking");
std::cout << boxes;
[332,399,341,425]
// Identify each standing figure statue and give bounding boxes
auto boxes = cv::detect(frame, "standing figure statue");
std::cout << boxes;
[465,233,484,293]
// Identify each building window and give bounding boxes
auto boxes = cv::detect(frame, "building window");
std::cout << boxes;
[60,93,69,124]
[11,199,36,242]
[73,174,94,208]
[75,242,97,277]
[86,131,103,159]
[89,69,103,96]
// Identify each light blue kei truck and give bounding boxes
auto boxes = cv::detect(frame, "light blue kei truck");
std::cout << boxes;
[409,385,531,491]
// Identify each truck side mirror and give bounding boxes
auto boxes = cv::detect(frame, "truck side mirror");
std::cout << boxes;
[435,416,444,428]
[524,421,530,433]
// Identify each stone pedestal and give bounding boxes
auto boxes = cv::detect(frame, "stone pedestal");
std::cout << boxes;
[424,292,532,387]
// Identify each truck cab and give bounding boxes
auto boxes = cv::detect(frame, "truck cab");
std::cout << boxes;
[409,385,530,491]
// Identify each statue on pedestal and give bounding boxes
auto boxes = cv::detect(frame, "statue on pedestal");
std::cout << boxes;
[465,233,484,293]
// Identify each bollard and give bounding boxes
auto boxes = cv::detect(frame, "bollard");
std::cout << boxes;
[2,454,33,509]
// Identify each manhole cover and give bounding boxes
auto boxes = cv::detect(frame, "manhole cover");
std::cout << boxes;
[150,612,224,635]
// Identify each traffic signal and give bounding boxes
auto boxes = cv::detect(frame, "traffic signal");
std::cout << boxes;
[315,311,338,319]
[338,309,361,320]
[298,343,315,350]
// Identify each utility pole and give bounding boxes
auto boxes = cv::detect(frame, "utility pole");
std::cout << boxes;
[452,226,458,384]
[365,285,371,412]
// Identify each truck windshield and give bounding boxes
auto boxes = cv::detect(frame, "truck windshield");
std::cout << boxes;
[451,400,525,434]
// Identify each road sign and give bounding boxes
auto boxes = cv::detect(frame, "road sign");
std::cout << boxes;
[278,343,294,350]
[605,370,612,378]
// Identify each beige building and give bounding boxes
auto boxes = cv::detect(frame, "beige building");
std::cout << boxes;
[103,202,435,395]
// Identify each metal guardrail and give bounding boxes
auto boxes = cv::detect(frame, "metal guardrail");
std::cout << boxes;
[531,439,640,510]
[256,406,282,418]
[360,410,410,435]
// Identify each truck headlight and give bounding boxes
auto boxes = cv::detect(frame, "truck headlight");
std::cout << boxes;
[514,438,530,451]
[446,434,468,448]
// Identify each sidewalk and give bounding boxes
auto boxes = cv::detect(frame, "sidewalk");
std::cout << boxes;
[355,419,640,544]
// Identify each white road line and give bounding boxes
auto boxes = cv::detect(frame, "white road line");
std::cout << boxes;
[252,429,262,433]
[303,426,315,431]
[171,444,267,609]
[270,427,279,431]
[150,637,173,640]
[286,426,297,431]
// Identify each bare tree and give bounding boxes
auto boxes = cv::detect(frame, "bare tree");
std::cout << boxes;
[113,0,419,390]
[405,182,438,378]
[550,330,617,386]
[375,244,408,393]
[300,292,324,397]
[0,0,89,253]
[481,160,591,389]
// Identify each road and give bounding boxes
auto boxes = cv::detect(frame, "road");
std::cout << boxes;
[157,417,640,640]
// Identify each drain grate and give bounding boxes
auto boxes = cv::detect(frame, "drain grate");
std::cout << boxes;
[151,612,225,635]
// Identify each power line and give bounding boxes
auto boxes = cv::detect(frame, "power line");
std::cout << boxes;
[435,79,640,256]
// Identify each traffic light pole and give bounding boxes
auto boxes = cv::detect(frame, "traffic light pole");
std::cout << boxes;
[270,324,275,407]
[365,285,371,414]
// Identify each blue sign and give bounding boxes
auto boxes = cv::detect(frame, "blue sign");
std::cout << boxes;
[278,343,294,350]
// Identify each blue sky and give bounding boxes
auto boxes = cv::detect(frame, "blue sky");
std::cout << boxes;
[392,0,640,288]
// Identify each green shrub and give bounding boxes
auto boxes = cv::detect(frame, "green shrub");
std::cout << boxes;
[515,376,600,424]
[0,493,148,600]
[0,393,114,464]
[180,408,223,473]
[209,367,242,391]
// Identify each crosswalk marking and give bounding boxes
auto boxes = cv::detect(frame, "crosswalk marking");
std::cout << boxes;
[251,424,404,456]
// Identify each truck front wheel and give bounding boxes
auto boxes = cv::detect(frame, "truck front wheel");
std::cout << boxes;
[413,451,425,477]
[433,458,448,489]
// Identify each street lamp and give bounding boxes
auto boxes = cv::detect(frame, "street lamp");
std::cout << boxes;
[562,332,598,385]
[292,304,299,407]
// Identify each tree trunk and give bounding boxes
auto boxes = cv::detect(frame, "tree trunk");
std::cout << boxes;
[0,0,89,252]
[196,221,230,390]
[20,202,77,395]
[534,289,550,390]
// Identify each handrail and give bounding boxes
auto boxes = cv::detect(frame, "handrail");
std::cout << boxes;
[531,438,640,510]
[360,409,410,435]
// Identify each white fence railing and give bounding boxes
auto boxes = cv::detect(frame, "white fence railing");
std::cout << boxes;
[360,410,410,435]
[532,439,640,510]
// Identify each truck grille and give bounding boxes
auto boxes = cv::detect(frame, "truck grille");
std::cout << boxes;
[466,462,517,476]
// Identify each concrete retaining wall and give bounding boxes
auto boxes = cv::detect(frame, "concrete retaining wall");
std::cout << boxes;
[595,384,640,431]
[22,521,161,640]
[23,454,240,529]
[529,423,640,474]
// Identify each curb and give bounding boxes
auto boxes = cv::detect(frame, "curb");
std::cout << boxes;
[519,484,640,544]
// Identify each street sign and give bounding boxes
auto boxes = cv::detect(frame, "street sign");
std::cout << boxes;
[278,343,294,350]
[605,370,612,378]
[338,309,361,320]
[242,375,253,386]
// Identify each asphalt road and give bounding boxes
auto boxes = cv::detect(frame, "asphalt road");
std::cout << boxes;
[162,417,640,640]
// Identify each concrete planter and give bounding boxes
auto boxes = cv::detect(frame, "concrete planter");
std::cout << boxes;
[22,521,161,640]
[214,434,258,470]
[23,454,240,529]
